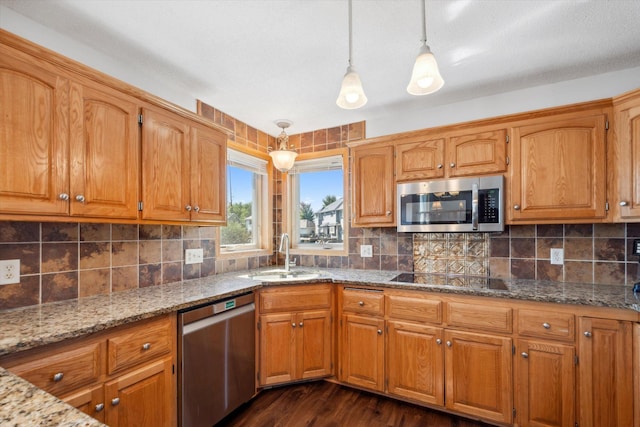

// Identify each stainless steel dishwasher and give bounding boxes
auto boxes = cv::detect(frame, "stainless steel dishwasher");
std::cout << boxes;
[178,292,256,427]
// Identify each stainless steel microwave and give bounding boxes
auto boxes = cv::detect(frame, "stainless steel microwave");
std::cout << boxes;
[397,175,504,232]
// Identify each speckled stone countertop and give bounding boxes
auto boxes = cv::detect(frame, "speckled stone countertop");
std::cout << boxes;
[0,267,639,426]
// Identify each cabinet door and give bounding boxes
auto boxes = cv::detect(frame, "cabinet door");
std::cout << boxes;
[614,95,640,219]
[297,310,332,380]
[141,107,191,221]
[190,123,226,223]
[387,320,444,406]
[69,81,139,219]
[104,357,174,427]
[447,129,507,177]
[63,384,105,423]
[444,330,513,424]
[510,114,607,221]
[352,144,395,226]
[259,312,297,386]
[340,314,384,391]
[395,138,445,181]
[515,339,575,427]
[578,318,633,427]
[0,49,69,216]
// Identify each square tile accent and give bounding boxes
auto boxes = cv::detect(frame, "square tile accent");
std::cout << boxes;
[413,233,489,276]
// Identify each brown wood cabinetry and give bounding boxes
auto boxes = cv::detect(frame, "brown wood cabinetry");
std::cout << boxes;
[341,313,385,391]
[395,138,446,181]
[612,88,640,220]
[1,314,176,427]
[510,110,608,222]
[351,143,395,227]
[257,285,333,386]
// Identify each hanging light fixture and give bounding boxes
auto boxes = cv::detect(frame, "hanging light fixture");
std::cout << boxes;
[336,0,367,109]
[407,0,444,96]
[269,120,298,172]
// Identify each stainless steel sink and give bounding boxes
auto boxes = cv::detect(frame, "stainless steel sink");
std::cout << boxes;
[241,269,321,282]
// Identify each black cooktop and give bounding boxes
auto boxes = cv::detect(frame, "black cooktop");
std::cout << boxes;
[391,273,509,291]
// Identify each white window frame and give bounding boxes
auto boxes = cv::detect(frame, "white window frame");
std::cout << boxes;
[217,144,272,257]
[285,148,348,256]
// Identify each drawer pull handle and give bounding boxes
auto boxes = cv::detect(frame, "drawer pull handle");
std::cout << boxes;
[542,322,551,329]
[111,397,120,406]
[446,341,452,347]
[521,352,529,359]
[358,301,364,306]
[436,339,442,345]
[95,403,104,413]
[142,342,151,351]
[53,372,64,382]
[377,329,382,335]
[584,331,592,338]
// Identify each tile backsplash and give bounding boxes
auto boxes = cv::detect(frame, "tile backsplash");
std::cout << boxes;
[414,233,489,276]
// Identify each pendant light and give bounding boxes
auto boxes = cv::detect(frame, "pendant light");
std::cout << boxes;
[336,0,367,109]
[407,0,444,95]
[269,120,298,172]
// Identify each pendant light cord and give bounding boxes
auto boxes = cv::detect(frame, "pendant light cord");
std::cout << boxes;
[421,0,427,45]
[348,0,353,67]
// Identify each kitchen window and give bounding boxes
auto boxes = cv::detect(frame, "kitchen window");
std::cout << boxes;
[286,149,348,255]
[219,147,271,255]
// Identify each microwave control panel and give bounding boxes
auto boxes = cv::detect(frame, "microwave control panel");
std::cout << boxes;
[479,189,500,223]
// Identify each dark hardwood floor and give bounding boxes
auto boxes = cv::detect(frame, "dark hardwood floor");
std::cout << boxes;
[218,381,494,427]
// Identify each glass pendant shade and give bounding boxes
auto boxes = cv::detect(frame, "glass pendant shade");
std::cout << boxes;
[269,149,298,172]
[336,65,368,109]
[407,44,444,95]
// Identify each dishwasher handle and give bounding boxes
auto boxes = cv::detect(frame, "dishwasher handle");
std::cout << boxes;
[182,302,255,336]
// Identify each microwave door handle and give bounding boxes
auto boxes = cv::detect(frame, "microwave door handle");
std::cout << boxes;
[472,183,479,230]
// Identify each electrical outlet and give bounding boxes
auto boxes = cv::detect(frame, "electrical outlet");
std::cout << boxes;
[0,259,20,285]
[360,245,373,258]
[185,249,204,265]
[550,248,564,265]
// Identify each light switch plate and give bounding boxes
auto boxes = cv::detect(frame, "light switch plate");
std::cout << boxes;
[185,249,204,265]
[360,245,373,258]
[550,248,564,265]
[0,259,20,285]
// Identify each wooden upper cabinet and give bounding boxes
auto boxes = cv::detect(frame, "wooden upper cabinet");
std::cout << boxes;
[447,128,507,177]
[189,123,226,223]
[69,81,139,219]
[352,143,395,226]
[0,48,69,216]
[510,112,608,222]
[141,107,191,221]
[396,138,445,181]
[612,89,640,220]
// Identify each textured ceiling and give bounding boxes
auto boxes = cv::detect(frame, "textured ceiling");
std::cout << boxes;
[2,0,640,136]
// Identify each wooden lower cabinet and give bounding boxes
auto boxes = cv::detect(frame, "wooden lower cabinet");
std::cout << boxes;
[515,339,575,427]
[63,384,106,423]
[578,317,633,427]
[444,330,513,425]
[386,320,444,406]
[340,314,385,391]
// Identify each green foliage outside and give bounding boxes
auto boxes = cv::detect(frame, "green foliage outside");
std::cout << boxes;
[221,201,252,245]
[300,202,315,220]
[322,195,337,207]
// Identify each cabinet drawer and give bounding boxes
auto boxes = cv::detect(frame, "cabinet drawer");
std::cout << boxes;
[517,309,575,341]
[259,284,332,313]
[446,301,512,334]
[7,342,102,396]
[107,316,172,375]
[342,288,384,316]
[386,294,442,324]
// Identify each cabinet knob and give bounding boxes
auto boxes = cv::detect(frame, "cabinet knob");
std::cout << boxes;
[620,201,629,206]
[386,211,392,216]
[52,372,64,382]
[437,164,443,169]
[194,205,200,213]
[299,322,304,327]
[446,340,452,347]
[75,194,85,203]
[436,339,442,345]
[58,193,70,201]
[142,342,151,351]
[542,322,551,329]
[185,205,192,212]
[95,403,104,413]
[292,323,296,328]
[377,329,383,335]
[584,331,592,338]
[521,352,529,359]
[111,397,120,406]
[449,162,456,168]
[358,301,364,306]
[514,204,521,210]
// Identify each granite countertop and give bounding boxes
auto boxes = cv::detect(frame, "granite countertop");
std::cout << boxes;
[1,267,639,426]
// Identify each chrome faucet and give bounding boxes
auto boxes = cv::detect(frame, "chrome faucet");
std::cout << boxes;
[279,233,295,271]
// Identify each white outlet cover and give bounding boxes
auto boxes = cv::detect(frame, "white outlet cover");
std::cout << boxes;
[550,248,564,265]
[0,259,20,285]
[360,245,373,258]
[185,248,204,265]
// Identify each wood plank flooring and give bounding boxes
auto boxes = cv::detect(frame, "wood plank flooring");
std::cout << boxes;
[218,381,494,427]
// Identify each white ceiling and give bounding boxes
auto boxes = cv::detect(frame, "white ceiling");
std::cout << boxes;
[2,0,640,137]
